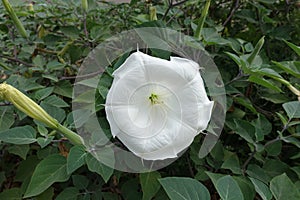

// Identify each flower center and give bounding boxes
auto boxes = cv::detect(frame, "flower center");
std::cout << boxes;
[148,93,162,105]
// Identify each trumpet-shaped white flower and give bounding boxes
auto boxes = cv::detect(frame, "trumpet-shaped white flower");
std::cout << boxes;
[105,51,213,160]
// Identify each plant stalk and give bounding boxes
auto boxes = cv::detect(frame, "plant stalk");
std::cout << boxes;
[2,0,28,38]
[194,0,211,40]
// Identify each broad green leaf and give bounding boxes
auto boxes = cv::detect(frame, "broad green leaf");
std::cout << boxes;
[263,159,290,178]
[140,171,161,200]
[7,144,29,160]
[46,61,65,71]
[72,175,89,190]
[246,164,271,183]
[121,178,142,200]
[34,87,54,101]
[216,175,244,200]
[270,173,300,200]
[283,101,300,119]
[0,188,22,200]
[24,154,70,198]
[0,125,36,144]
[159,177,210,200]
[252,114,272,141]
[248,75,282,92]
[15,156,40,182]
[265,140,282,156]
[85,153,113,183]
[35,187,54,200]
[233,176,255,200]
[0,107,14,131]
[43,95,69,107]
[221,152,241,174]
[284,40,300,56]
[249,177,272,200]
[56,187,79,200]
[67,145,87,174]
[233,119,255,143]
[54,81,73,98]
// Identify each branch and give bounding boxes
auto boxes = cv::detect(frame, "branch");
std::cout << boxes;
[222,0,239,27]
[0,55,35,67]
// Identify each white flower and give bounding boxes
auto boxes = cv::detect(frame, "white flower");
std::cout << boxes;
[105,51,214,160]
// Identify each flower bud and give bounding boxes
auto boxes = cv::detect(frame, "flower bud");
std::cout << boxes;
[0,83,58,129]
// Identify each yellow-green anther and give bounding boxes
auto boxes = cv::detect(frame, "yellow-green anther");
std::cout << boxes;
[81,0,88,13]
[2,0,28,38]
[0,83,85,145]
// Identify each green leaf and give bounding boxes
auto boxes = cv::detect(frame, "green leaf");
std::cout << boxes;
[43,95,69,107]
[215,175,244,200]
[0,107,14,131]
[140,171,161,200]
[234,97,258,114]
[284,40,300,56]
[35,187,54,200]
[121,178,142,200]
[252,114,272,141]
[72,175,89,190]
[15,156,40,182]
[34,87,54,101]
[270,173,300,200]
[56,187,79,200]
[85,153,113,183]
[249,177,272,200]
[248,75,282,92]
[272,61,300,79]
[159,177,210,200]
[46,61,65,71]
[0,125,36,144]
[233,176,255,200]
[233,119,256,143]
[54,81,73,98]
[24,154,70,198]
[0,188,22,200]
[283,101,300,119]
[7,144,29,160]
[281,136,300,148]
[247,36,265,66]
[37,136,54,148]
[221,152,241,174]
[67,145,87,174]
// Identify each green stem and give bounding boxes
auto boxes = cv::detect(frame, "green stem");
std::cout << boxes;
[194,0,211,40]
[2,0,28,38]
[56,124,84,145]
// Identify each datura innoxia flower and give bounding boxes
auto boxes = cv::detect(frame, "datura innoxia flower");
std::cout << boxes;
[105,52,214,160]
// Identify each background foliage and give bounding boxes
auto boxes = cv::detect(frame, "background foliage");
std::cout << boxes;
[0,0,300,199]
